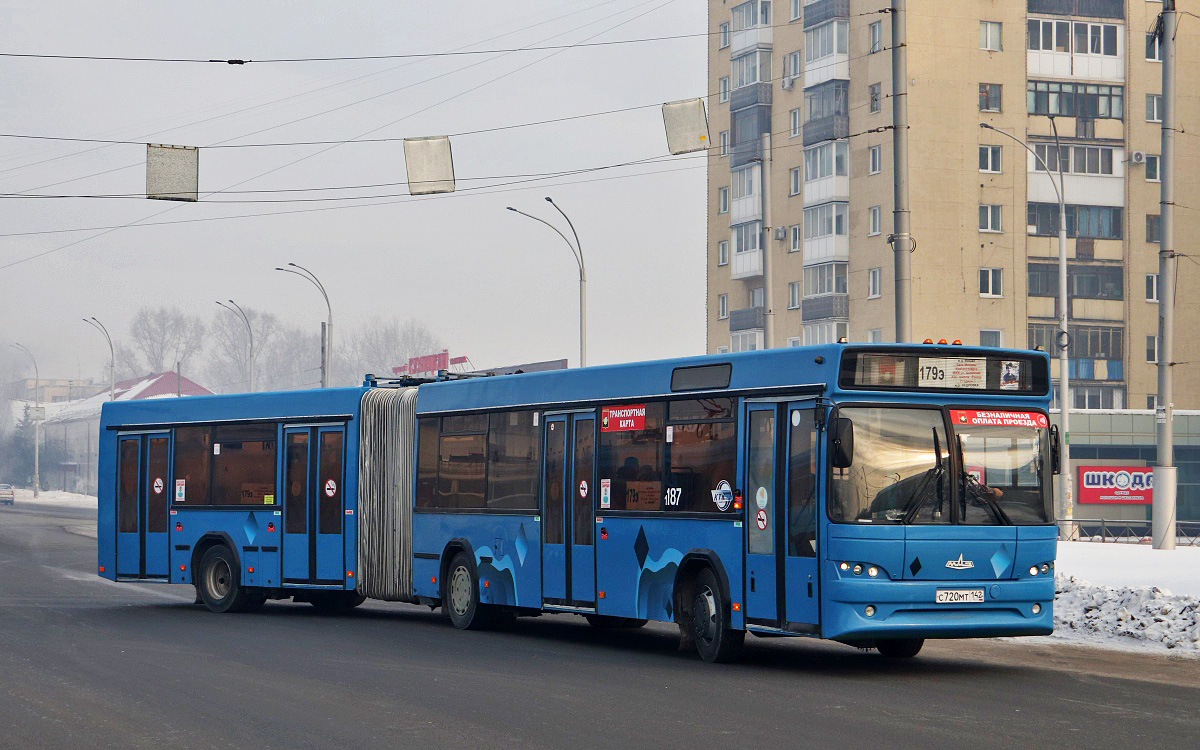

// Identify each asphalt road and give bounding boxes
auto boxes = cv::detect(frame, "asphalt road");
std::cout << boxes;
[1,503,1198,750]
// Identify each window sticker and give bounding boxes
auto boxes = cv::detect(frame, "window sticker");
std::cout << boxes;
[600,479,611,509]
[175,479,186,502]
[711,480,733,511]
[1000,360,1022,389]
[213,443,221,455]
[601,405,646,432]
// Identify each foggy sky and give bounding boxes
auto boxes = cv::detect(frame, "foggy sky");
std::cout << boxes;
[0,0,707,386]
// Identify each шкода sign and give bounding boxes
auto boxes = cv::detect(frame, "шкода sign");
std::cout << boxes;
[1077,466,1153,505]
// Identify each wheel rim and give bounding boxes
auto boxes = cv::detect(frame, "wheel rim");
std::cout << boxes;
[207,558,231,600]
[693,586,718,646]
[450,565,472,616]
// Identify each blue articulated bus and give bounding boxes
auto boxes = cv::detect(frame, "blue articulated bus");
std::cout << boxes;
[98,343,1059,661]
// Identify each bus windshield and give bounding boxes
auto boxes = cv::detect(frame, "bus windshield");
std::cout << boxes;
[829,407,1052,525]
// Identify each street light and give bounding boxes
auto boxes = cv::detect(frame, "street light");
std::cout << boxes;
[507,198,587,367]
[980,121,1072,533]
[276,263,333,388]
[10,343,39,498]
[83,317,115,401]
[216,300,255,392]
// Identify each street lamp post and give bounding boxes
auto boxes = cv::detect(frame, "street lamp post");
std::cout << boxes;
[216,300,255,392]
[507,199,587,367]
[83,317,115,401]
[276,263,333,388]
[11,343,40,497]
[980,122,1072,532]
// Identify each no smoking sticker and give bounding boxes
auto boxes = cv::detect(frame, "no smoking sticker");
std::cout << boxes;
[756,509,768,531]
[324,479,337,498]
[152,477,164,495]
[579,480,588,499]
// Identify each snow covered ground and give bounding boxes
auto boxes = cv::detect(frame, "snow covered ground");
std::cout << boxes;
[3,490,1196,654]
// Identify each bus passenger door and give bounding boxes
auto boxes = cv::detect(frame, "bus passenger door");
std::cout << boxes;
[570,417,596,604]
[282,428,312,583]
[783,402,819,630]
[743,404,780,624]
[283,426,346,585]
[542,416,569,602]
[115,432,170,579]
[314,428,346,582]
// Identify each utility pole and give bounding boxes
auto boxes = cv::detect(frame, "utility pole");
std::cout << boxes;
[83,317,115,401]
[277,263,333,387]
[216,300,255,392]
[760,131,775,349]
[890,0,912,343]
[1154,2,1178,550]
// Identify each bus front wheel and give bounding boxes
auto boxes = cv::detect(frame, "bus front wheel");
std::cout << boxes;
[690,567,744,663]
[876,638,924,658]
[445,552,489,630]
[197,545,252,613]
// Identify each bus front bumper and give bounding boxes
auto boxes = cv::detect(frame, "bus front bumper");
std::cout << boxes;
[821,577,1056,642]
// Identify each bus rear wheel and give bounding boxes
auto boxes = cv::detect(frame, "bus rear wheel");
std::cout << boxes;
[690,567,744,663]
[445,552,490,630]
[876,638,924,658]
[197,545,252,613]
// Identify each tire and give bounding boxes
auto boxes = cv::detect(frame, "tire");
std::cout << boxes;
[444,552,490,630]
[690,567,744,663]
[585,614,648,629]
[876,638,924,658]
[197,545,252,613]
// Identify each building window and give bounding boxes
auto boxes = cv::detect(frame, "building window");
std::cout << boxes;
[1028,324,1123,362]
[786,336,802,347]
[803,321,849,346]
[868,206,881,236]
[979,83,1002,112]
[868,267,882,299]
[731,1,760,32]
[1028,19,1116,56]
[1147,335,1159,363]
[1146,32,1162,62]
[804,262,848,296]
[733,50,772,89]
[719,130,729,157]
[803,202,848,240]
[790,108,803,137]
[867,328,883,343]
[1147,395,1157,410]
[979,204,1002,233]
[980,330,1003,347]
[731,331,760,353]
[1027,81,1123,119]
[804,80,850,123]
[750,286,764,308]
[719,22,731,49]
[717,345,730,354]
[718,240,729,266]
[719,77,730,103]
[1028,263,1123,300]
[979,145,1002,173]
[717,187,729,214]
[1027,203,1123,240]
[1146,154,1160,182]
[980,21,1002,51]
[1147,214,1162,244]
[790,0,802,22]
[868,83,882,113]
[1147,273,1159,302]
[1074,386,1124,410]
[733,221,762,253]
[783,50,803,82]
[979,268,1003,297]
[805,20,849,64]
[1147,94,1162,123]
[869,21,883,54]
[804,141,848,181]
[788,281,802,309]
[1034,144,1114,176]
[868,145,882,175]
[718,294,729,319]
[733,166,756,199]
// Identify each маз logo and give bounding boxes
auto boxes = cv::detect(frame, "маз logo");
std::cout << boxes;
[946,554,974,570]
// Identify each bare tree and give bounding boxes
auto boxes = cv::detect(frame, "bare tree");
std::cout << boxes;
[336,317,442,385]
[205,307,286,393]
[112,341,144,382]
[128,306,206,374]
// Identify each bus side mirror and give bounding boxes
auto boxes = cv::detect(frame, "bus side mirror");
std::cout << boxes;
[1049,425,1061,475]
[831,417,854,469]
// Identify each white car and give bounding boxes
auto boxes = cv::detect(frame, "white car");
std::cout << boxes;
[0,484,14,505]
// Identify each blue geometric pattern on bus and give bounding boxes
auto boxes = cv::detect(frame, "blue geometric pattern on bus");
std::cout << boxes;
[475,545,518,607]
[990,543,1013,578]
[632,526,683,621]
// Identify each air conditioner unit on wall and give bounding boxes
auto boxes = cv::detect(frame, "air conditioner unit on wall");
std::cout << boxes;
[1131,151,1146,164]
[781,76,795,90]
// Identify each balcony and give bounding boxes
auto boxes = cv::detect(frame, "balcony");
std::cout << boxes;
[805,52,849,89]
[1028,170,1125,207]
[803,0,849,29]
[803,174,849,206]
[803,114,848,146]
[730,26,772,58]
[1027,0,1123,20]
[802,294,849,322]
[730,81,773,112]
[729,306,765,332]
[730,249,763,280]
[803,233,849,265]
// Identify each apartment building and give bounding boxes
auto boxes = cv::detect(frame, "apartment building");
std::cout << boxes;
[706,0,1200,409]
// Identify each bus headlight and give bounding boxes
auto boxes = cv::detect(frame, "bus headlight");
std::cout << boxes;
[865,605,876,617]
[1040,564,1050,575]
[1032,603,1042,615]
[1029,566,1039,576]
[867,566,879,578]
[840,562,850,571]
[853,564,863,576]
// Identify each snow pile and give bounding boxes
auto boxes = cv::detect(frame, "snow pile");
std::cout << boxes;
[1053,574,1200,652]
[8,488,98,510]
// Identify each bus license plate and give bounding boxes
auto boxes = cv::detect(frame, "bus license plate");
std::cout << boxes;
[935,589,984,604]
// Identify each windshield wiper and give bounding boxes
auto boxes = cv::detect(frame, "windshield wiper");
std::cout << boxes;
[956,435,1013,525]
[901,428,944,524]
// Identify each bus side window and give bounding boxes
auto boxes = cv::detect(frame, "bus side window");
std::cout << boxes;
[789,410,817,557]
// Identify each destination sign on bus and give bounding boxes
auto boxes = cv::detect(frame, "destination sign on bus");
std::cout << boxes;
[918,357,986,389]
[840,349,1049,395]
